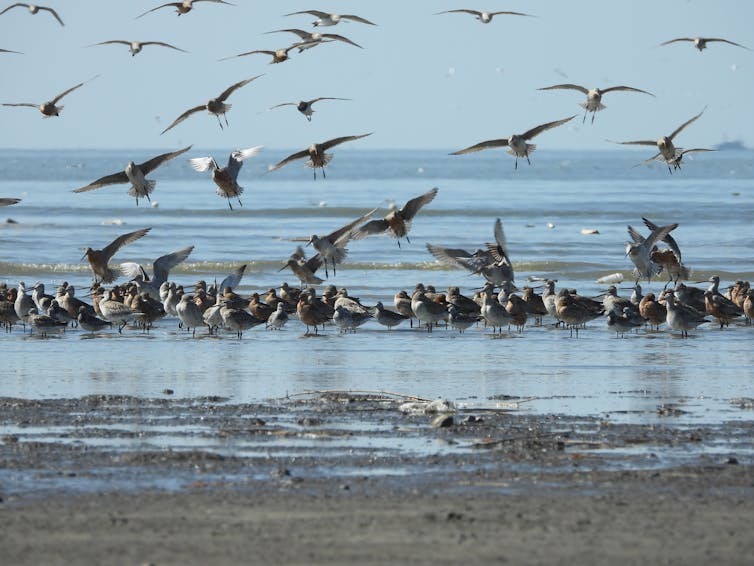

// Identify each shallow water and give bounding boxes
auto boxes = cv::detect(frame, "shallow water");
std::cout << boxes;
[2,148,754,427]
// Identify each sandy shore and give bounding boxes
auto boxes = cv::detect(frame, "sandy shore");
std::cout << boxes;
[1,394,753,565]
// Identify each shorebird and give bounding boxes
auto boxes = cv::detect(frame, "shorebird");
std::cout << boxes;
[0,3,63,25]
[189,146,263,209]
[642,217,690,285]
[160,76,261,134]
[77,306,111,334]
[660,37,750,52]
[83,227,151,284]
[480,289,512,334]
[280,246,324,285]
[373,301,408,330]
[264,28,362,50]
[266,302,289,330]
[137,0,232,18]
[556,289,604,337]
[607,307,644,337]
[538,84,654,124]
[284,9,376,27]
[351,187,438,248]
[451,115,575,169]
[411,289,448,332]
[639,292,667,330]
[333,305,371,333]
[435,9,533,23]
[268,133,371,179]
[704,290,743,329]
[270,97,351,122]
[89,40,187,57]
[220,45,297,64]
[119,246,194,299]
[447,305,480,333]
[176,294,205,336]
[14,282,35,326]
[426,217,514,284]
[2,81,85,118]
[73,146,191,205]
[664,291,708,337]
[615,108,705,173]
[99,290,141,332]
[27,308,67,336]
[296,290,332,335]
[626,222,679,283]
[31,282,53,313]
[0,198,20,207]
[304,208,377,277]
[394,290,415,327]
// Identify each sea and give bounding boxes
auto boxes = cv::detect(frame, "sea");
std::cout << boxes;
[2,147,754,426]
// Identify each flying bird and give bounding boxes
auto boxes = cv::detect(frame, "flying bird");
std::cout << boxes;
[189,146,263,209]
[660,37,750,52]
[269,97,350,121]
[264,28,362,50]
[625,222,679,283]
[283,9,376,27]
[435,9,533,23]
[119,246,194,299]
[351,187,439,248]
[538,84,654,124]
[451,115,575,169]
[0,3,63,25]
[2,80,86,118]
[220,45,297,64]
[83,228,152,284]
[160,75,261,134]
[615,108,705,173]
[304,208,377,277]
[268,133,371,179]
[280,246,324,286]
[72,146,192,205]
[137,0,233,18]
[89,40,187,57]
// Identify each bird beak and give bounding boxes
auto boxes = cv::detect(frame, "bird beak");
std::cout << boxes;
[277,264,287,273]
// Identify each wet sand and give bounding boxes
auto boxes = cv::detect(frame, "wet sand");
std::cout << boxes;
[1,394,753,564]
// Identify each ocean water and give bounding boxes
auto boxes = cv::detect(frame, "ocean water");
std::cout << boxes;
[2,148,754,425]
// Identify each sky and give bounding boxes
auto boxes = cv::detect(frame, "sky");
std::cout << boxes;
[0,0,752,151]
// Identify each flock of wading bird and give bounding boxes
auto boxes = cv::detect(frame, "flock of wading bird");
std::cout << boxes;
[0,4,752,338]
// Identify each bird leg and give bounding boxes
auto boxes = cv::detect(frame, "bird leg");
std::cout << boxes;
[228,200,233,211]
[237,197,243,208]
[526,154,532,166]
[322,167,327,179]
[582,110,587,124]
[216,115,224,130]
[591,112,596,125]
[514,157,518,170]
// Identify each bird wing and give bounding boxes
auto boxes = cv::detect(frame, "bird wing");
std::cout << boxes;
[269,102,296,110]
[642,217,683,261]
[284,10,329,18]
[268,149,310,172]
[135,3,178,19]
[92,40,130,47]
[119,262,149,281]
[669,108,705,141]
[617,140,658,147]
[437,9,481,17]
[265,28,311,40]
[351,219,390,239]
[679,148,716,157]
[659,37,694,46]
[160,104,204,135]
[450,138,509,155]
[601,85,655,96]
[327,208,378,244]
[138,145,192,174]
[39,6,64,25]
[51,82,84,104]
[492,218,510,261]
[341,14,376,25]
[0,4,28,16]
[538,83,589,95]
[217,75,262,101]
[219,264,247,294]
[225,146,262,178]
[645,223,679,249]
[320,132,372,151]
[310,97,351,104]
[100,227,152,262]
[219,50,272,61]
[304,253,324,273]
[400,187,439,220]
[705,38,750,49]
[72,170,130,193]
[426,244,489,273]
[1,102,38,108]
[521,115,575,140]
[142,41,187,52]
[322,33,362,48]
[490,11,533,17]
[153,246,194,283]
[189,156,217,172]
[627,225,645,244]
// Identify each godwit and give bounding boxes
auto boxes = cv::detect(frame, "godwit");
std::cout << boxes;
[13,282,35,327]
[555,288,604,337]
[447,286,481,316]
[89,40,187,57]
[280,246,324,285]
[31,282,53,313]
[607,307,644,337]
[2,81,85,118]
[83,227,151,284]
[99,290,141,333]
[27,308,66,336]
[189,146,263,209]
[351,187,438,248]
[373,301,408,330]
[333,305,371,333]
[660,37,750,51]
[447,305,480,333]
[220,305,264,339]
[77,306,111,334]
[137,0,232,18]
[270,97,351,122]
[283,9,376,27]
[411,289,448,332]
[72,146,191,205]
[664,291,708,337]
[119,245,194,299]
[248,293,274,323]
[0,3,63,25]
[296,290,332,335]
[160,76,262,134]
[176,294,205,337]
[616,108,706,173]
[639,292,667,330]
[393,290,415,327]
[538,83,654,124]
[451,115,575,169]
[625,222,679,283]
[264,28,362,50]
[480,289,511,334]
[305,208,377,277]
[268,133,371,179]
[435,9,533,23]
[642,217,690,284]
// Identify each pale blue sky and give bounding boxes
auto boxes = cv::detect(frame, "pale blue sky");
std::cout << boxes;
[1,0,752,150]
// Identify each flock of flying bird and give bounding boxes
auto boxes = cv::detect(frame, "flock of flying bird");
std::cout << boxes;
[1,3,752,339]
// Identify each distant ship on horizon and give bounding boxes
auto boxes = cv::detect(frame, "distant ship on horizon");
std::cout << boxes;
[714,140,749,151]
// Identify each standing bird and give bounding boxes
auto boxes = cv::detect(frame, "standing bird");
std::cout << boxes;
[664,291,708,338]
[660,37,750,52]
[283,9,376,27]
[435,9,533,23]
[270,97,350,122]
[625,222,679,283]
[268,133,371,179]
[615,108,705,173]
[538,84,654,124]
[160,76,262,134]
[352,187,438,248]
[89,40,187,57]
[83,228,152,284]
[0,3,63,25]
[305,208,377,277]
[451,116,575,169]
[2,81,86,118]
[72,146,191,205]
[264,28,362,50]
[137,0,232,18]
[189,146,263,209]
